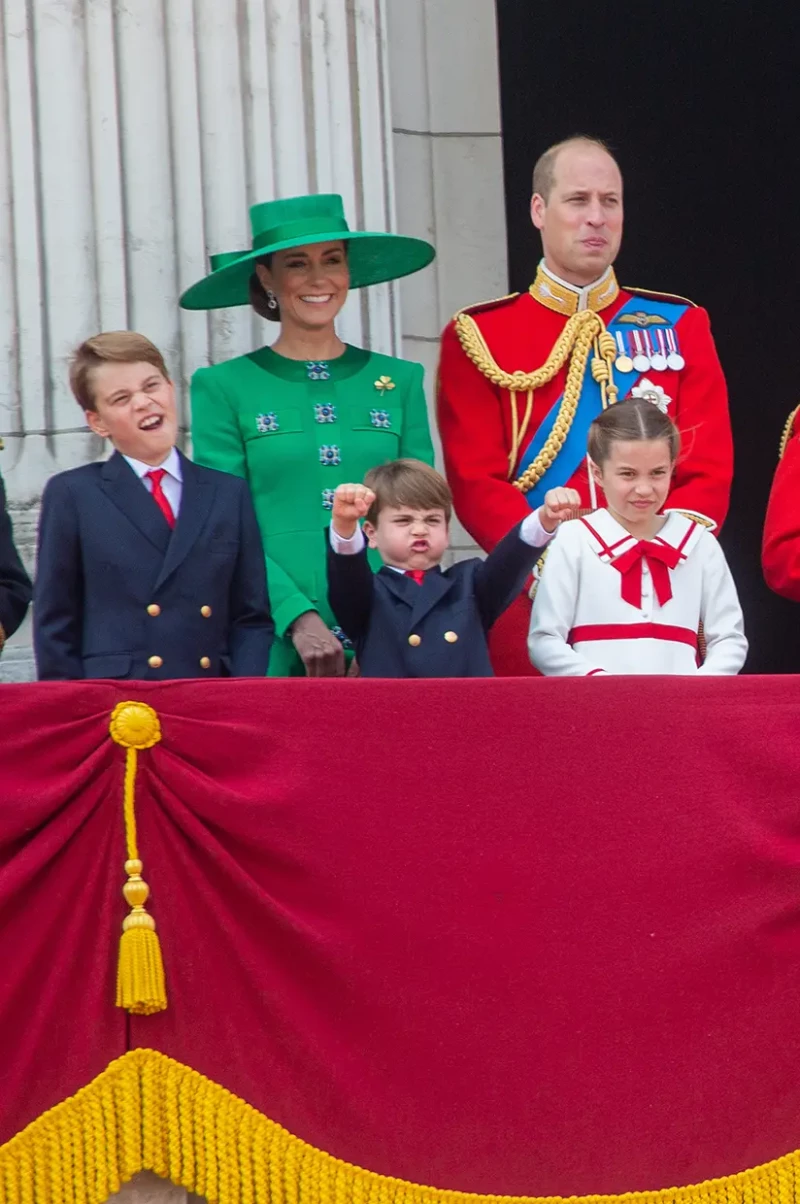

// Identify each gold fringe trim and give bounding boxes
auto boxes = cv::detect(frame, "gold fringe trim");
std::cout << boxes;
[1,1048,799,1204]
[778,405,800,460]
[453,309,617,492]
[109,702,168,1015]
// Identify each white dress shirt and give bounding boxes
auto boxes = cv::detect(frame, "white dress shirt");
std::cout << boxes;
[329,507,553,560]
[122,446,183,518]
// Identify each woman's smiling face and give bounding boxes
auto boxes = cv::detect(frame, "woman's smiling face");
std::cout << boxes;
[256,241,350,331]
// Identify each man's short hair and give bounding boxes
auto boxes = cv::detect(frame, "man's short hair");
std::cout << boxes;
[364,459,453,526]
[69,331,170,413]
[532,136,617,203]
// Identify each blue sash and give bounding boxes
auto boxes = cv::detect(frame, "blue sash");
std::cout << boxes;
[517,296,690,508]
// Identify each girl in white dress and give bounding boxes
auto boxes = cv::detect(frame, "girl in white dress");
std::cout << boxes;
[528,399,747,676]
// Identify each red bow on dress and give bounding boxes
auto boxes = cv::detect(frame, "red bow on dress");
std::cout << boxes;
[611,540,682,609]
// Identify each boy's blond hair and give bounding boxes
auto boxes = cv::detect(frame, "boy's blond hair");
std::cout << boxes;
[69,332,170,413]
[364,459,453,526]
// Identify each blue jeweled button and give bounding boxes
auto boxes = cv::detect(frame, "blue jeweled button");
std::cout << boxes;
[331,625,354,651]
[256,412,279,433]
[321,488,335,510]
[370,408,391,429]
[306,361,331,381]
[319,444,341,466]
[314,402,337,423]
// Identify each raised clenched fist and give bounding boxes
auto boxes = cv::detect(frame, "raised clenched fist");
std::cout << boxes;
[332,483,377,538]
[540,486,582,533]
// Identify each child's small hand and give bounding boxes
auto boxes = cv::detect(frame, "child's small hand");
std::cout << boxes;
[540,487,582,533]
[332,484,376,538]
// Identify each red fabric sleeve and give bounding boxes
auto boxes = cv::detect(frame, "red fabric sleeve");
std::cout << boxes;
[763,427,800,600]
[436,319,531,552]
[665,306,733,528]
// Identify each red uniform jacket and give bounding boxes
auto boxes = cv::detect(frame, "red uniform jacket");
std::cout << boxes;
[437,280,733,674]
[763,408,800,600]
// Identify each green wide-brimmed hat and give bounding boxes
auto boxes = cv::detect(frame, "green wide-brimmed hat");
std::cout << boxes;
[180,194,435,311]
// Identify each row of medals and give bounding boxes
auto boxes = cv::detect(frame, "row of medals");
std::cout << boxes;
[614,329,685,374]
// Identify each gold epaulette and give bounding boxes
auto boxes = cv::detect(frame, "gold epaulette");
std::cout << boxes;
[779,404,800,459]
[453,292,519,322]
[623,285,698,308]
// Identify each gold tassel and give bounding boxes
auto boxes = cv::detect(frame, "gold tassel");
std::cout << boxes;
[109,702,168,1015]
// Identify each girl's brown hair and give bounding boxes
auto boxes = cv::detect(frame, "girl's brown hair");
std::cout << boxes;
[587,398,680,466]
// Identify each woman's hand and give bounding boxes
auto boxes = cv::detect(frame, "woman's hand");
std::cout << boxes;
[290,611,346,676]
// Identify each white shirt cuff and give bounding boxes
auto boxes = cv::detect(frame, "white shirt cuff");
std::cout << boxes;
[329,523,366,554]
[520,508,555,548]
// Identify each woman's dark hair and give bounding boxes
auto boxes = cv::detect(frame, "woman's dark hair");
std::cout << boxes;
[249,254,278,322]
[588,398,680,466]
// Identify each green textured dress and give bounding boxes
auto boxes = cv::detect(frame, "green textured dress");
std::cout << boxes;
[190,344,434,675]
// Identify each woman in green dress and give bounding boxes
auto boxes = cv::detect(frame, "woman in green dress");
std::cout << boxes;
[180,193,435,677]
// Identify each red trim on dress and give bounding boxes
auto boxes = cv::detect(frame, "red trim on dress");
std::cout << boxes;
[569,623,698,649]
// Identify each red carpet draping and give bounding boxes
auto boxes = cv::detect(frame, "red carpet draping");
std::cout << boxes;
[1,677,800,1197]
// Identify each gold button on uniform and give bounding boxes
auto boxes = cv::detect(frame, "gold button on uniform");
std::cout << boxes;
[200,605,212,618]
[444,631,458,643]
[199,656,211,670]
[148,655,163,669]
[146,604,161,617]
[408,634,421,647]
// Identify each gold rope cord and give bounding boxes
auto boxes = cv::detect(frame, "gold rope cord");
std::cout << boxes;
[109,702,167,1015]
[454,311,618,494]
[1,1048,799,1204]
[778,404,800,460]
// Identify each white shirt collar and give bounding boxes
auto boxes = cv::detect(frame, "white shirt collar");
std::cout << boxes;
[539,260,615,312]
[122,446,182,482]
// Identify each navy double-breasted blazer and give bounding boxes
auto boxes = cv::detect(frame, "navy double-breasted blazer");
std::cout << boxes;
[34,450,273,680]
[327,520,542,677]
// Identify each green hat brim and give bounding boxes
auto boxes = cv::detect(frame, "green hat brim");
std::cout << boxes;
[180,230,435,310]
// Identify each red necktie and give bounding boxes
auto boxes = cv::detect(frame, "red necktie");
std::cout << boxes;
[611,540,682,609]
[145,468,175,529]
[406,569,426,585]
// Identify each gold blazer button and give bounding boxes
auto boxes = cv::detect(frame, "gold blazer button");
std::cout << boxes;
[444,631,458,643]
[408,634,421,647]
[148,655,163,669]
[200,605,212,617]
[146,604,161,617]
[199,656,211,669]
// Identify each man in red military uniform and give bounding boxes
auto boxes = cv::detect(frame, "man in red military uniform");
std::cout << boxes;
[437,136,733,674]
[763,407,800,599]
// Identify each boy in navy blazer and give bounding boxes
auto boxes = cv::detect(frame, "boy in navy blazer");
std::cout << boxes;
[34,332,274,680]
[326,459,577,677]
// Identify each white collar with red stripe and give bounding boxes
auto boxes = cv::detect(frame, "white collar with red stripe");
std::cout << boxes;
[579,508,704,564]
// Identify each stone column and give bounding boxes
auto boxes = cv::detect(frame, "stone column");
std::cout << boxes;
[0,0,400,680]
[386,0,508,563]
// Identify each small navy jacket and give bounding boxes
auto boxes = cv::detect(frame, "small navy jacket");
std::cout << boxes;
[327,520,542,677]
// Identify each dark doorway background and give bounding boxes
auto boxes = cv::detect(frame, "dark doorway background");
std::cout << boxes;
[496,0,799,673]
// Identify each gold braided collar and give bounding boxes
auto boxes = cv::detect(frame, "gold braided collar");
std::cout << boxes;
[529,263,619,316]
